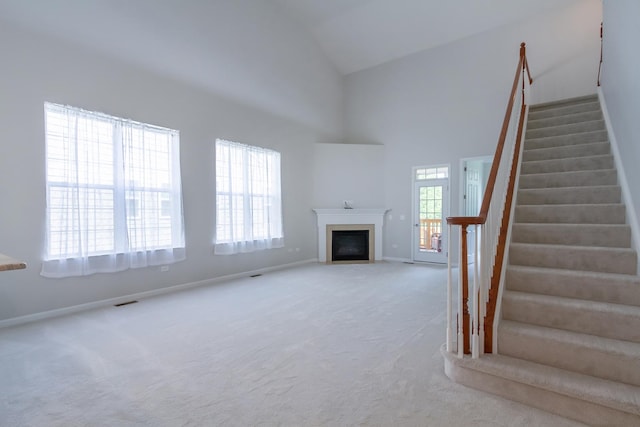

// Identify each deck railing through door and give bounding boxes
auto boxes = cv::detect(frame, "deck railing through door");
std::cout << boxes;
[446,43,532,358]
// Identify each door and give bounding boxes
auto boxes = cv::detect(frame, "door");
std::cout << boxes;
[462,157,491,263]
[413,166,449,263]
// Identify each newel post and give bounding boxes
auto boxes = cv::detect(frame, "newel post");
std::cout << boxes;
[460,224,470,355]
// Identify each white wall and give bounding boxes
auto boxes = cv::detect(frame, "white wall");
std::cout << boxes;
[312,143,385,209]
[344,1,602,262]
[0,0,344,137]
[0,8,342,321]
[601,0,640,242]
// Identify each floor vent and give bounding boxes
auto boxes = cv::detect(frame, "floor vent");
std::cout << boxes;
[114,300,138,307]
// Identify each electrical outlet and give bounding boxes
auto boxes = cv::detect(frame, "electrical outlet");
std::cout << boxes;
[160,266,169,272]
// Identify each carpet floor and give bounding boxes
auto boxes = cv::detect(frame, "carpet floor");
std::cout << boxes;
[0,261,584,426]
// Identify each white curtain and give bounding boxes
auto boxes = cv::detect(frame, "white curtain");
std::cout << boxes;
[41,103,185,278]
[214,139,284,255]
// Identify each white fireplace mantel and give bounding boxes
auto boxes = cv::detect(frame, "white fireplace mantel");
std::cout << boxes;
[313,208,389,262]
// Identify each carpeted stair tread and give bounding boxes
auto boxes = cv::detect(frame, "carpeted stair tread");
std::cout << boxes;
[509,242,636,274]
[511,223,630,247]
[528,101,601,121]
[518,169,617,189]
[529,94,599,111]
[514,203,625,224]
[505,265,640,307]
[446,94,640,423]
[527,110,603,130]
[499,320,640,386]
[517,185,621,205]
[520,154,613,174]
[502,291,640,343]
[522,141,610,162]
[444,350,640,418]
[525,120,605,139]
[524,130,608,150]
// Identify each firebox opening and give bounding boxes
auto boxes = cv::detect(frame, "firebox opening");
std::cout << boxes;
[331,230,370,262]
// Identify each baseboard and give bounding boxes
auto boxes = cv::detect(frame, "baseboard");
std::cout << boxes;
[382,256,455,267]
[0,258,318,329]
[598,87,640,274]
[382,256,413,263]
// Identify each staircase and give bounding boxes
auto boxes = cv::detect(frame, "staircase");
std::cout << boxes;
[443,94,640,425]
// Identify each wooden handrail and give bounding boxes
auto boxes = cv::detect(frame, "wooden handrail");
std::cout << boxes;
[483,101,527,350]
[446,42,532,355]
[448,43,530,227]
[597,22,603,87]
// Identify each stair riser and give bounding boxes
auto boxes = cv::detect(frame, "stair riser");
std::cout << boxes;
[515,205,625,225]
[443,350,640,427]
[526,121,605,139]
[502,295,640,343]
[511,224,630,247]
[505,267,640,306]
[528,101,601,120]
[517,187,621,205]
[527,111,603,129]
[523,142,610,162]
[498,325,640,387]
[530,95,599,111]
[525,130,608,150]
[521,155,613,175]
[519,170,617,189]
[509,245,637,274]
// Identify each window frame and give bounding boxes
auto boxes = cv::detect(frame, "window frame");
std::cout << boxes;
[42,103,185,276]
[214,138,284,254]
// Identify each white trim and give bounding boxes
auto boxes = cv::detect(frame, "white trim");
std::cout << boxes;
[382,256,414,263]
[598,87,640,274]
[493,104,529,353]
[0,259,317,329]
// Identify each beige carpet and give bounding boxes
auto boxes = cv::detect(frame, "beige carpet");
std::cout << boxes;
[0,262,584,426]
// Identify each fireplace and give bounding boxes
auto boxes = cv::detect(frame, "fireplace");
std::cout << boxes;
[313,209,388,263]
[327,224,374,263]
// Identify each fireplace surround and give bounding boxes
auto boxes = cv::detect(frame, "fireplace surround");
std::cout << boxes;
[313,209,388,264]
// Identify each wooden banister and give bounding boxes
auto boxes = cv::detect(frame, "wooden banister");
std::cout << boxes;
[447,42,532,355]
[597,22,603,87]
[449,44,529,228]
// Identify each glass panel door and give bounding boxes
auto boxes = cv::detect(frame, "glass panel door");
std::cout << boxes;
[413,166,449,263]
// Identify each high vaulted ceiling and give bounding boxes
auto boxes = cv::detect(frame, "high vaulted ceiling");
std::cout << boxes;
[0,0,586,77]
[273,0,585,74]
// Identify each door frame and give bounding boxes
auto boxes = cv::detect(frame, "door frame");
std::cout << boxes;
[459,156,492,263]
[412,164,450,263]
[459,156,492,217]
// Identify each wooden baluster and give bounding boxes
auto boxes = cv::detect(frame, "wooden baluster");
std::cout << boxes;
[460,224,470,354]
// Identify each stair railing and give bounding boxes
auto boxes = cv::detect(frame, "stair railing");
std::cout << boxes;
[446,42,532,358]
[597,22,603,87]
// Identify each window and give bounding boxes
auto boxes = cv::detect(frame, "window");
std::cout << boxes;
[415,166,449,180]
[42,103,185,278]
[214,139,283,254]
